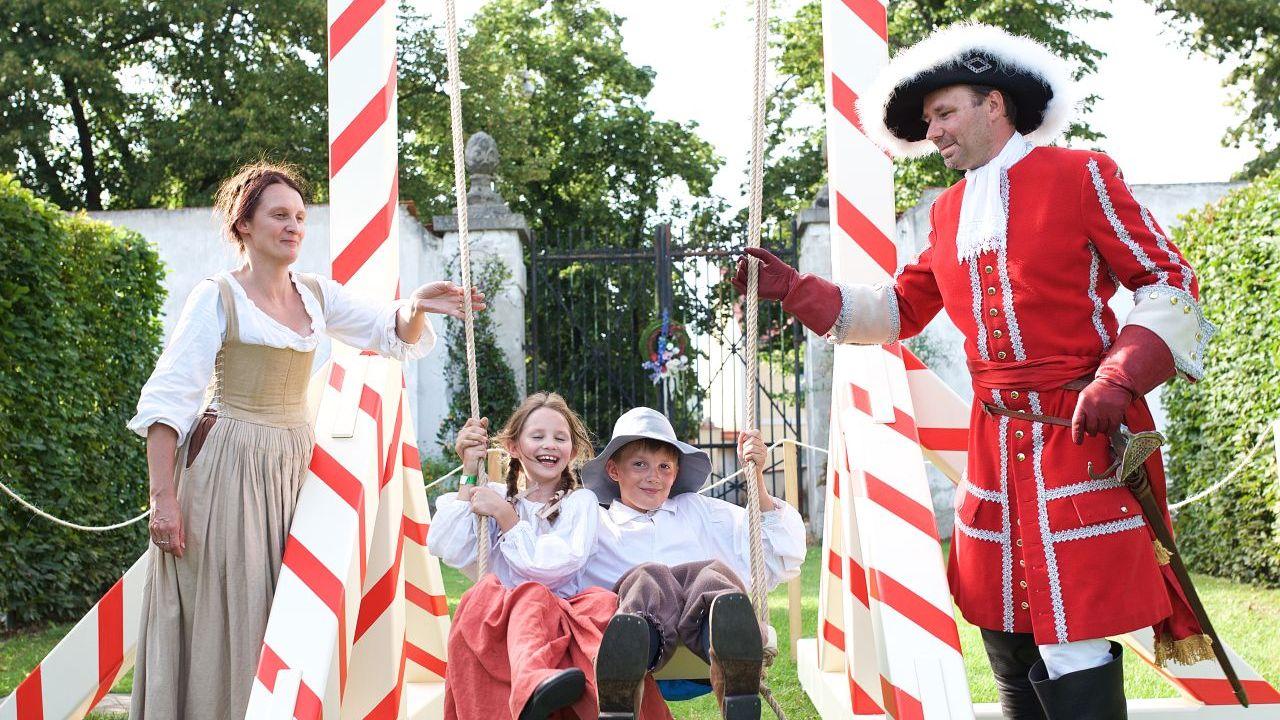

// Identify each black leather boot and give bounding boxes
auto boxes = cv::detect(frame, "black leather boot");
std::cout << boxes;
[1029,641,1126,720]
[595,613,650,719]
[708,593,763,720]
[519,668,586,720]
[981,628,1048,720]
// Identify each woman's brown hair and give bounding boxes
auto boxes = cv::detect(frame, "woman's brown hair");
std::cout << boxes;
[212,161,308,253]
[493,392,592,523]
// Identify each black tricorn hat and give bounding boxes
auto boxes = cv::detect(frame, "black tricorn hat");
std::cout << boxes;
[855,23,1077,158]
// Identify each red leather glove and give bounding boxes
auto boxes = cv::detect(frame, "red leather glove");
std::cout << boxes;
[1071,325,1176,444]
[733,247,842,336]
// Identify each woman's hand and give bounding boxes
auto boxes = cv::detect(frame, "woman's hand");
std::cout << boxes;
[411,281,487,319]
[149,492,186,557]
[470,487,519,531]
[455,417,490,477]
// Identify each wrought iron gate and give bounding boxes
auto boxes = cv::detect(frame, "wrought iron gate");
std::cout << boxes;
[526,224,805,510]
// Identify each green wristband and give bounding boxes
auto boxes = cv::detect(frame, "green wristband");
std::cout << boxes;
[460,473,477,487]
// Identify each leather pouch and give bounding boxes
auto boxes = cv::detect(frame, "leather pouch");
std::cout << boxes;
[185,411,218,469]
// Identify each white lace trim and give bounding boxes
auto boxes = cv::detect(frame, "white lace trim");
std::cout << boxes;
[956,518,1008,544]
[1051,516,1145,544]
[1086,158,1168,286]
[830,282,858,344]
[998,413,1014,632]
[883,285,901,343]
[1042,477,1124,501]
[1128,284,1217,381]
[967,258,991,360]
[1030,391,1070,643]
[995,171,1027,362]
[1139,205,1195,294]
[1086,244,1112,352]
[966,484,1008,505]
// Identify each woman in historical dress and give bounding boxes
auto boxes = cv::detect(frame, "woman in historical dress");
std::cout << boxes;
[127,162,483,719]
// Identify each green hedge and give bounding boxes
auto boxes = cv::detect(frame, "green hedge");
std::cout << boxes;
[1163,169,1280,587]
[0,175,165,626]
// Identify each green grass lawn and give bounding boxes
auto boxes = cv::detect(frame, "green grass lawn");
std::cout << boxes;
[4,545,1278,718]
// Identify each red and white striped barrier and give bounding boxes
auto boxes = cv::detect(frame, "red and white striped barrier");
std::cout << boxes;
[798,3,1280,718]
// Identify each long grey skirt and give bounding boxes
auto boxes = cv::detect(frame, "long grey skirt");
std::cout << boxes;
[130,416,313,719]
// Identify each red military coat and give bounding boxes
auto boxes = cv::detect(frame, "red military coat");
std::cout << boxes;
[889,146,1204,645]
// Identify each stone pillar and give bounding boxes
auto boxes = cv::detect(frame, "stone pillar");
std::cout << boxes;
[433,132,529,398]
[796,186,831,533]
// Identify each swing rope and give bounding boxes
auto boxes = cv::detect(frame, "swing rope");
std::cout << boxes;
[743,0,788,717]
[442,0,490,576]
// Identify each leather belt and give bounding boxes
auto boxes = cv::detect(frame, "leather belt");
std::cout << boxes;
[979,376,1092,428]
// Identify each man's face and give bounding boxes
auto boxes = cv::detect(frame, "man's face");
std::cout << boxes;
[922,85,1008,171]
[606,442,679,512]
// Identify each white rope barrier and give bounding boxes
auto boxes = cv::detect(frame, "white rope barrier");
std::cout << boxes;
[0,479,151,532]
[1169,423,1275,513]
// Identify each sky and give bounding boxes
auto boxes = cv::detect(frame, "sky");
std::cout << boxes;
[416,0,1254,208]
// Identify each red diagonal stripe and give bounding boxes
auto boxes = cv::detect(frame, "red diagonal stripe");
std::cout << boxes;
[406,641,448,678]
[827,549,843,578]
[1179,678,1280,706]
[309,445,363,511]
[850,384,871,415]
[919,427,969,452]
[256,644,288,692]
[380,396,404,489]
[90,580,125,709]
[833,468,841,499]
[870,570,962,654]
[850,670,884,715]
[865,471,938,540]
[403,515,430,545]
[15,666,42,720]
[848,553,870,607]
[355,529,406,641]
[329,0,385,60]
[831,72,864,134]
[822,619,845,650]
[283,537,345,616]
[330,62,396,176]
[406,582,449,616]
[294,681,323,720]
[842,0,887,41]
[879,675,925,720]
[359,384,382,420]
[332,173,398,284]
[836,191,896,276]
[899,345,927,370]
[329,362,346,391]
[402,441,421,469]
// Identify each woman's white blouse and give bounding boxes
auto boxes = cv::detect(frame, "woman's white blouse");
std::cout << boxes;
[427,484,599,598]
[129,270,435,444]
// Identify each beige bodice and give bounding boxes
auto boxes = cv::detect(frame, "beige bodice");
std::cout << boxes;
[208,276,322,427]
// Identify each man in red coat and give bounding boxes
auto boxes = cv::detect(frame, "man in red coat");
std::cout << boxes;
[738,23,1216,720]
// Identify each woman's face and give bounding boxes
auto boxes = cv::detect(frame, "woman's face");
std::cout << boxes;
[236,183,306,265]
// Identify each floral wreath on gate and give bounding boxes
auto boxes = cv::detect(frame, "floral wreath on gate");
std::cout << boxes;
[640,309,690,384]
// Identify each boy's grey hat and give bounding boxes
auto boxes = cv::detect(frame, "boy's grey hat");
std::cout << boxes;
[581,407,712,503]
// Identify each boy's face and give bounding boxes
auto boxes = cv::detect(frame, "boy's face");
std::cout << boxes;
[606,442,680,512]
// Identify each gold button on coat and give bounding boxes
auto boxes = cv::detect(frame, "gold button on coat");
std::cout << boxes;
[984,265,994,274]
[988,286,997,295]
[1014,430,1024,439]
[1010,390,1020,399]
[1016,452,1026,461]
[1021,601,1029,609]
[993,329,1004,338]
[998,351,1008,360]
[989,308,999,317]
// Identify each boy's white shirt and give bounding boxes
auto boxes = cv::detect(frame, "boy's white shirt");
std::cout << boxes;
[427,482,600,598]
[581,492,807,596]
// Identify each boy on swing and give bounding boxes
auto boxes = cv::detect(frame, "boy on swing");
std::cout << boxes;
[581,407,807,720]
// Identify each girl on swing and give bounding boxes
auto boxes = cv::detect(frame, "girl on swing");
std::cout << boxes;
[428,393,672,720]
[129,161,480,719]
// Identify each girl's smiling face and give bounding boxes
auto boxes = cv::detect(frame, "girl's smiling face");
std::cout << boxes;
[508,407,574,487]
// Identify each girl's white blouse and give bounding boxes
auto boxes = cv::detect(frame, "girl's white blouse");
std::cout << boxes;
[129,270,435,444]
[427,484,600,598]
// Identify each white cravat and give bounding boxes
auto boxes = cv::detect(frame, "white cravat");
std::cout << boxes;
[955,132,1033,263]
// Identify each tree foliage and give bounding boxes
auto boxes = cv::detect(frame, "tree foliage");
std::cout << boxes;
[398,0,720,235]
[1162,169,1280,586]
[765,0,1108,219]
[0,0,327,210]
[0,175,165,625]
[1146,0,1280,177]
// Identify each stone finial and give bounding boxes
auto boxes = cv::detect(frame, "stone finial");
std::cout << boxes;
[465,131,500,175]
[462,131,508,213]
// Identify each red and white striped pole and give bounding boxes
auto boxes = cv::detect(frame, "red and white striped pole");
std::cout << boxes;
[816,1,973,717]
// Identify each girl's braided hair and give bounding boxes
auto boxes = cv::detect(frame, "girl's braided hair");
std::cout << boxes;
[493,392,592,523]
